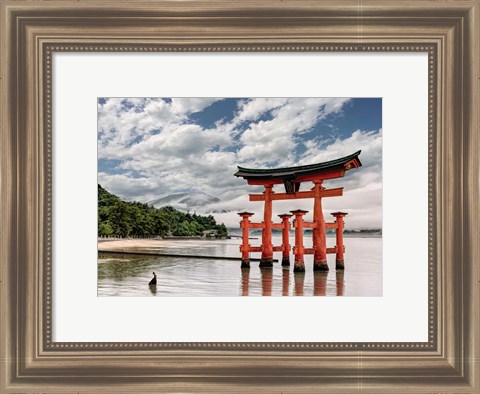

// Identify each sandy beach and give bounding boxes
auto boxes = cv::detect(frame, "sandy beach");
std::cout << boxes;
[98,238,230,251]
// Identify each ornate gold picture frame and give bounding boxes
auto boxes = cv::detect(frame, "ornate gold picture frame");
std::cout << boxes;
[1,1,478,392]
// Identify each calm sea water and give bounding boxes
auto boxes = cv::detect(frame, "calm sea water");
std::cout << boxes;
[98,236,382,297]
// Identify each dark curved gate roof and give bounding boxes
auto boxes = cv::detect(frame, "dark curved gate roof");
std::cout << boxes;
[234,150,362,181]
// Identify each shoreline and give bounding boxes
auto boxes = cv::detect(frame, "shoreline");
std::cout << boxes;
[98,238,277,262]
[99,249,273,262]
[97,238,221,251]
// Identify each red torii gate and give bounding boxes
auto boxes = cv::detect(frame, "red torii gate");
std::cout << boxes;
[234,151,362,272]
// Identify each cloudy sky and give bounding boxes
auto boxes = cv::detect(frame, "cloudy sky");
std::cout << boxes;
[98,97,382,229]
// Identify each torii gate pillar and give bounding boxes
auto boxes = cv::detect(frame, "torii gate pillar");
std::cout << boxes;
[332,212,348,270]
[238,212,254,268]
[312,180,329,271]
[278,213,293,266]
[291,209,308,272]
[259,184,274,268]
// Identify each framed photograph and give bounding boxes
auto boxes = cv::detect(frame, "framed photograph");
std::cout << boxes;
[1,1,478,392]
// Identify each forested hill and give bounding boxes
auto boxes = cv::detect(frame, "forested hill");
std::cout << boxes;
[98,184,228,238]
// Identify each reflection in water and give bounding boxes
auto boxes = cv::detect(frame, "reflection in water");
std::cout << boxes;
[241,268,250,296]
[260,268,273,296]
[239,268,344,297]
[294,272,305,296]
[149,285,157,295]
[98,236,382,296]
[282,268,290,296]
[313,271,328,296]
[336,271,345,296]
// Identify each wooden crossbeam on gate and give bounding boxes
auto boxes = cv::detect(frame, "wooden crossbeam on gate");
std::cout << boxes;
[249,187,343,202]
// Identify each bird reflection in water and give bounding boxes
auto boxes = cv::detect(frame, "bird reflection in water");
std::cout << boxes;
[260,267,273,296]
[149,284,157,295]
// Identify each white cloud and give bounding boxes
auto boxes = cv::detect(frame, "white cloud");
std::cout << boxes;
[170,98,222,114]
[130,124,231,159]
[235,98,289,122]
[98,98,223,160]
[300,128,382,167]
[97,172,160,202]
[236,98,350,164]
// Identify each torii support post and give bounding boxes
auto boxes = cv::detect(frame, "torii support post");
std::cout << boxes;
[313,180,329,271]
[331,212,348,270]
[260,184,274,268]
[238,212,254,268]
[278,214,293,266]
[291,209,308,272]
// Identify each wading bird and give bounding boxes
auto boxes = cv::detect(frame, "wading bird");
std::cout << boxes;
[148,272,157,286]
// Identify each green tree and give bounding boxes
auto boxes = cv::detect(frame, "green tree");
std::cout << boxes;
[98,222,113,236]
[109,202,132,237]
[97,184,229,238]
[216,223,228,237]
[174,220,192,236]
